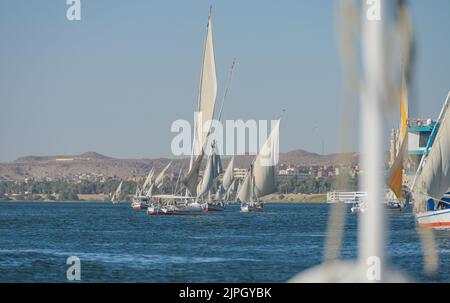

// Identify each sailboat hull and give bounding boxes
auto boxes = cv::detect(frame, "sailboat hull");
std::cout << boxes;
[240,203,264,213]
[131,202,148,210]
[203,203,226,212]
[416,209,450,229]
[147,204,203,216]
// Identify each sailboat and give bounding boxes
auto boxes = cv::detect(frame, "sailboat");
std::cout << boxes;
[412,91,450,229]
[111,180,123,204]
[203,156,234,211]
[237,120,280,213]
[386,75,410,210]
[197,142,225,211]
[148,9,217,216]
[131,167,154,209]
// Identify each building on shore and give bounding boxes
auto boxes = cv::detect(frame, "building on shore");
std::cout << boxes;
[389,118,436,187]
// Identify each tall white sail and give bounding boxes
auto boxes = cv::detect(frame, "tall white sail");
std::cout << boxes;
[183,12,218,196]
[112,180,123,203]
[155,161,172,189]
[197,152,215,198]
[222,156,235,190]
[192,13,218,157]
[413,95,450,212]
[236,172,252,202]
[141,167,155,193]
[253,120,280,198]
[224,179,236,201]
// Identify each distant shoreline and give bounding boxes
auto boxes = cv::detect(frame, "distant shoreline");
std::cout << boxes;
[0,194,328,204]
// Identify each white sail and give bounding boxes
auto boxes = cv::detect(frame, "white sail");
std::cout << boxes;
[184,12,218,196]
[197,153,215,198]
[222,156,235,190]
[141,167,155,193]
[224,179,236,201]
[112,180,123,203]
[214,185,225,200]
[155,161,172,189]
[193,13,218,157]
[253,120,280,198]
[236,172,252,202]
[145,183,156,197]
[413,95,450,212]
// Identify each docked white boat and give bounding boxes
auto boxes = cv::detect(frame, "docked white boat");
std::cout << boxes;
[411,91,450,229]
[147,202,203,216]
[416,208,450,229]
[146,195,201,216]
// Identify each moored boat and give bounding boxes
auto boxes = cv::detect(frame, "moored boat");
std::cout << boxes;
[412,91,450,229]
[131,197,149,210]
[236,120,280,213]
[147,202,203,216]
[240,202,264,213]
[416,208,450,229]
[203,202,226,212]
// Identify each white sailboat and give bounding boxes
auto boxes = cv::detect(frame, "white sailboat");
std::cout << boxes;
[111,180,123,204]
[149,9,217,216]
[412,91,450,229]
[131,167,154,209]
[199,143,226,211]
[182,8,218,200]
[237,120,280,213]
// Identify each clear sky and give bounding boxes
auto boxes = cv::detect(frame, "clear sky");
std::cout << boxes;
[0,0,449,161]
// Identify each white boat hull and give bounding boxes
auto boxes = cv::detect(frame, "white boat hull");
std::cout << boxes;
[147,204,203,216]
[416,209,450,229]
[240,202,264,213]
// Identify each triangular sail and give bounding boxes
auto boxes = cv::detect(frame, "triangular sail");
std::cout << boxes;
[183,12,218,196]
[141,167,155,193]
[224,179,236,201]
[112,180,123,202]
[413,93,450,212]
[222,156,235,190]
[388,77,409,199]
[253,120,280,198]
[197,151,216,198]
[236,171,252,202]
[192,13,218,157]
[155,161,172,189]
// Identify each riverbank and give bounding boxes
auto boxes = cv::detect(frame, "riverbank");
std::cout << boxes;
[262,193,327,203]
[1,193,328,203]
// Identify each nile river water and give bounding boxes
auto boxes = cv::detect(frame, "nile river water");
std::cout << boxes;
[0,202,449,282]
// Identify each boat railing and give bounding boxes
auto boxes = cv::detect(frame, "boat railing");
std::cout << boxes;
[326,191,367,204]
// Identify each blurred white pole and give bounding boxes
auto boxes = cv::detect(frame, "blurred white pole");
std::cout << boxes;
[359,0,390,280]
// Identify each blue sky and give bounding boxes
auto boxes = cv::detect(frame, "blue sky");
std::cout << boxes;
[0,0,449,161]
